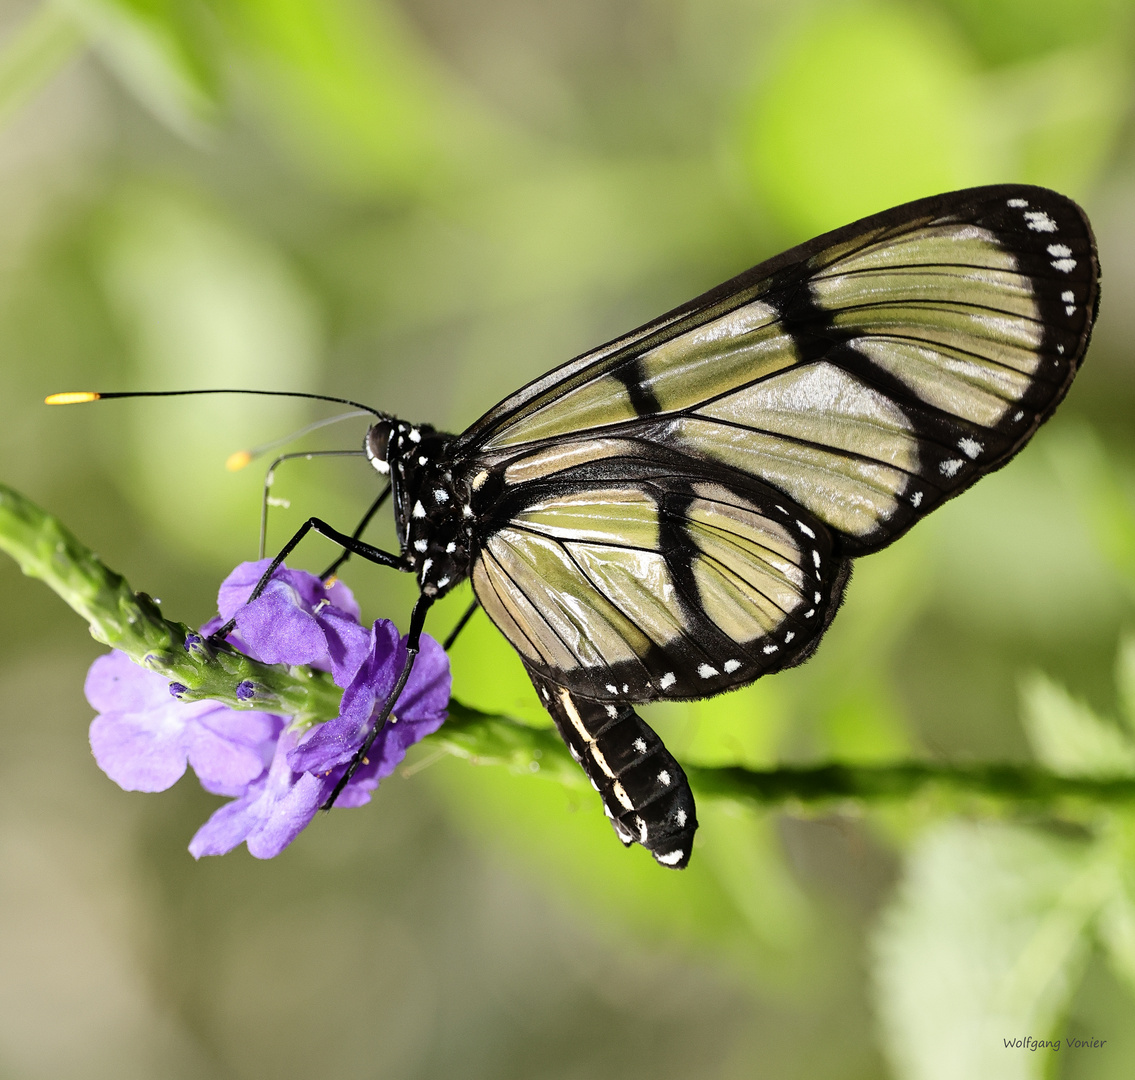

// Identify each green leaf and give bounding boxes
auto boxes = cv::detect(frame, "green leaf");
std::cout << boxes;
[1020,672,1135,778]
[0,4,82,127]
[873,821,1113,1080]
[1116,635,1135,735]
[1045,422,1135,599]
[210,0,495,196]
[939,0,1129,66]
[58,0,220,139]
[741,5,984,238]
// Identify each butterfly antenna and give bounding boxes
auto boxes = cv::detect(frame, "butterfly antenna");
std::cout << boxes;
[44,388,387,419]
[258,449,365,558]
[226,410,371,472]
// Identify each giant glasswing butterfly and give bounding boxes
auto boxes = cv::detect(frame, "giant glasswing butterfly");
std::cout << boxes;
[51,185,1099,868]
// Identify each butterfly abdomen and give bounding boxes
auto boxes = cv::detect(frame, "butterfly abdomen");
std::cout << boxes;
[532,674,698,868]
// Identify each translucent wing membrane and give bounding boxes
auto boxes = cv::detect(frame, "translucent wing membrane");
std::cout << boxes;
[459,185,1098,556]
[470,456,850,703]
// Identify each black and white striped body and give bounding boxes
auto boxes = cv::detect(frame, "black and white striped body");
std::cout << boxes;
[531,675,697,867]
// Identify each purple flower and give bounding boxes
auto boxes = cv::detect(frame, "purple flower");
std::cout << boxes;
[189,620,451,857]
[205,559,371,688]
[87,651,283,796]
[85,560,452,860]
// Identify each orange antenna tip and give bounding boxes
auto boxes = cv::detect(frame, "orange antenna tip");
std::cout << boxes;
[45,391,101,405]
[226,450,253,472]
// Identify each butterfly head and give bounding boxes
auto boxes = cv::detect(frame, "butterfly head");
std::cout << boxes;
[365,418,472,598]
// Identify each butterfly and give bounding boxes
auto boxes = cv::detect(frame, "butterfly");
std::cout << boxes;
[53,185,1099,868]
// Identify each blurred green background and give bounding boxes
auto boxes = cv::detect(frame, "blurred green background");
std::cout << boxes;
[3,0,1135,1077]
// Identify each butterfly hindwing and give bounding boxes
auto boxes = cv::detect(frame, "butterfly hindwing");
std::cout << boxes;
[469,449,850,702]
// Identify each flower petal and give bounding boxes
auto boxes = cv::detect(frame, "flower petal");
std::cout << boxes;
[288,621,405,774]
[234,580,328,666]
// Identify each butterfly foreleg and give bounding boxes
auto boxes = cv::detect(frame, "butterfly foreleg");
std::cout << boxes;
[319,483,392,580]
[321,590,435,810]
[207,515,409,645]
[531,674,698,869]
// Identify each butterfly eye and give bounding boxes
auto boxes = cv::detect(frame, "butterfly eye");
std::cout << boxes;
[365,420,395,474]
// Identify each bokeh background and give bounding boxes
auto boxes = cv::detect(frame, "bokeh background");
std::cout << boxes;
[2,0,1135,1077]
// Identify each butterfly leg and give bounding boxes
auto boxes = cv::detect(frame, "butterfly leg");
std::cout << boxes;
[207,516,407,644]
[531,674,698,869]
[319,484,392,580]
[321,591,435,810]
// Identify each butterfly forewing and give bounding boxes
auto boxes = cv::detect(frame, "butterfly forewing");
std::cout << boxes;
[459,186,1098,558]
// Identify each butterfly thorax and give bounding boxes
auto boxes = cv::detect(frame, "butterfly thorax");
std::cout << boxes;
[365,419,472,598]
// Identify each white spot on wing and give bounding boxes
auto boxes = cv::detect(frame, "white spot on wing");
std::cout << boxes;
[414,538,428,552]
[412,501,426,518]
[762,644,778,655]
[911,491,923,507]
[723,659,741,673]
[605,684,618,694]
[698,664,719,679]
[656,849,684,866]
[1014,410,1025,421]
[633,737,647,753]
[659,672,676,690]
[418,455,428,466]
[605,704,618,718]
[636,816,648,843]
[421,558,433,576]
[1052,258,1076,273]
[1061,290,1074,302]
[1056,344,1065,354]
[433,488,449,503]
[784,632,795,643]
[958,438,982,459]
[1024,210,1057,232]
[1049,244,1072,258]
[804,608,815,618]
[658,770,671,787]
[1007,198,1028,208]
[541,687,550,700]
[812,550,821,569]
[408,428,421,443]
[612,781,634,811]
[675,808,687,827]
[940,459,964,478]
[445,541,456,553]
[797,520,815,539]
[437,576,449,588]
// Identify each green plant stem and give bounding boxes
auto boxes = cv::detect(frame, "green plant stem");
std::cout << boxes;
[0,482,340,725]
[5,480,1135,811]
